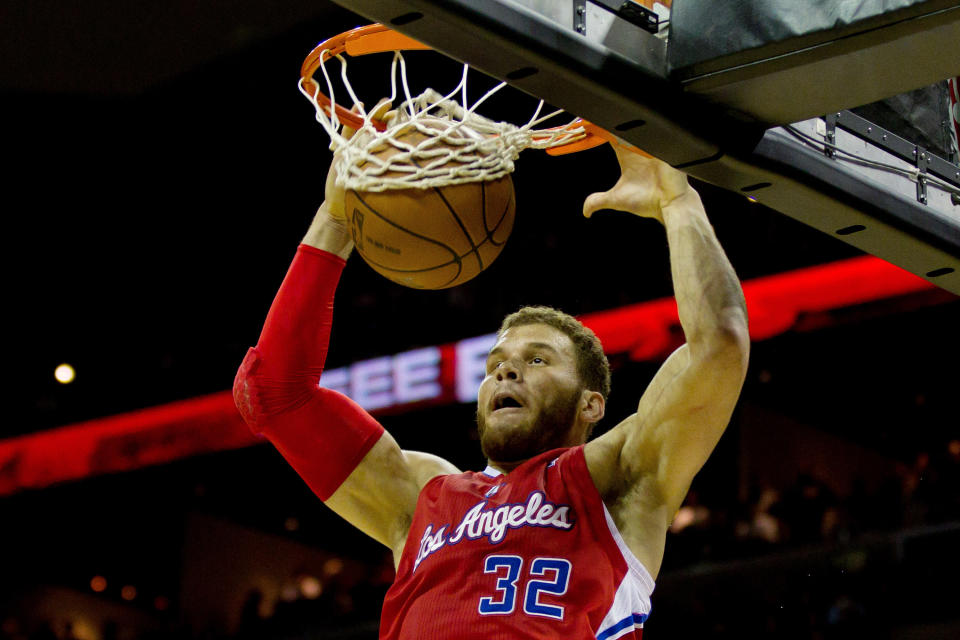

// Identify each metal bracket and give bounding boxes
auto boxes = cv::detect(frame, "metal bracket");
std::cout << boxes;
[574,0,586,34]
[828,109,960,206]
[833,109,960,189]
[588,0,659,34]
[823,112,838,159]
[916,146,929,205]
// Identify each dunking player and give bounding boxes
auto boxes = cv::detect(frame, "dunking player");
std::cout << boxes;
[234,142,749,638]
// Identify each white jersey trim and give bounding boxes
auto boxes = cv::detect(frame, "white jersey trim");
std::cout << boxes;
[481,465,502,478]
[596,612,649,640]
[593,504,654,640]
[601,503,656,596]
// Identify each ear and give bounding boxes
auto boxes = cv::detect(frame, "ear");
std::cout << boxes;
[579,389,605,424]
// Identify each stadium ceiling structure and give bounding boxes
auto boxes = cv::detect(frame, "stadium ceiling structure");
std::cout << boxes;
[331,0,960,295]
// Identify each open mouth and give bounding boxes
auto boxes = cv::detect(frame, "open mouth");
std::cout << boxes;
[493,393,524,412]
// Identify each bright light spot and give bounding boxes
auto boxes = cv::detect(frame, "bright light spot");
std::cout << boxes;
[154,596,170,611]
[670,506,697,532]
[669,505,710,533]
[746,195,759,203]
[299,575,322,599]
[121,585,137,601]
[90,576,107,592]
[323,557,344,577]
[55,364,76,384]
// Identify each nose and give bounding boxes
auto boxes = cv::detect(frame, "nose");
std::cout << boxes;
[495,360,521,382]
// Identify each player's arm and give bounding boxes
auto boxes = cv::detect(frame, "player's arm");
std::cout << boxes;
[584,146,749,520]
[326,444,460,552]
[234,156,458,555]
[301,210,459,552]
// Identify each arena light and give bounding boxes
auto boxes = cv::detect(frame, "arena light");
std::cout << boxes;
[299,575,323,599]
[54,363,75,384]
[0,256,948,496]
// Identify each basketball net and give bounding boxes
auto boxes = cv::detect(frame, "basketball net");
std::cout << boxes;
[298,48,587,192]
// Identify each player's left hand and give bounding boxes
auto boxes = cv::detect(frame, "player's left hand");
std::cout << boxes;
[582,144,691,223]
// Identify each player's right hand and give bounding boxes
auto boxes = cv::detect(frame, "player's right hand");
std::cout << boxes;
[322,100,395,221]
[323,157,348,221]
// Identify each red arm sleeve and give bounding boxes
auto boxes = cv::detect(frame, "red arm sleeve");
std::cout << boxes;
[233,244,384,501]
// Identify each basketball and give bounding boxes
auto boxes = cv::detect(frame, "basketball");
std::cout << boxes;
[344,122,515,289]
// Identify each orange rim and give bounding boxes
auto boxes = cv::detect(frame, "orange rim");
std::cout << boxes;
[300,23,633,154]
[300,24,430,131]
[545,120,652,157]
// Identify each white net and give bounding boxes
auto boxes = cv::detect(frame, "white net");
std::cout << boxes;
[298,50,586,192]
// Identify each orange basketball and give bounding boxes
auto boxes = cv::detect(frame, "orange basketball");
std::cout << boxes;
[344,123,515,289]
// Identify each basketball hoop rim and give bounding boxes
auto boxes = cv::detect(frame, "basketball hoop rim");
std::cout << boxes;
[300,24,428,132]
[298,23,626,155]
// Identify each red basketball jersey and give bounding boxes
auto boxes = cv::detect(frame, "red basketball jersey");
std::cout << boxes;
[380,446,655,639]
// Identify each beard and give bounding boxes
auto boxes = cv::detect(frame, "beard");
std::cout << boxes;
[476,386,583,463]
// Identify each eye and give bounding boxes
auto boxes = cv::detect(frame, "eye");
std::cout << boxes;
[530,356,545,365]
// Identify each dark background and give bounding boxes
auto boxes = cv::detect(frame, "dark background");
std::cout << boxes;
[3,2,959,639]
[7,0,915,437]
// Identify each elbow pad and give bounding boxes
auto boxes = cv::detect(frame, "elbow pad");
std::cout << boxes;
[234,346,384,500]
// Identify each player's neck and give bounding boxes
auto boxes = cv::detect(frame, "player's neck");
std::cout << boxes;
[486,459,524,475]
[486,429,589,474]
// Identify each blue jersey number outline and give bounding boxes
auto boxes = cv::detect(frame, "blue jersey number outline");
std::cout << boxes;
[524,557,571,620]
[478,555,571,620]
[478,555,523,615]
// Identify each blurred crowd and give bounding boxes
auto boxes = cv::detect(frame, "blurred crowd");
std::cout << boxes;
[667,438,960,567]
[232,568,391,640]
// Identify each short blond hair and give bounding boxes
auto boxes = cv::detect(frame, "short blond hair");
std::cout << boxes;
[498,306,611,401]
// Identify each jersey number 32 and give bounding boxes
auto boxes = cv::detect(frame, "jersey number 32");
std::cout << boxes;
[478,555,571,621]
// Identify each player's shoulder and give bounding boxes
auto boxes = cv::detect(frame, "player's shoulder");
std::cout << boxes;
[402,449,461,491]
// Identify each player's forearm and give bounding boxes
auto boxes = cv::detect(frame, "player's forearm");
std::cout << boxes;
[302,201,354,260]
[233,204,385,503]
[662,189,748,353]
[237,244,346,401]
[237,202,351,405]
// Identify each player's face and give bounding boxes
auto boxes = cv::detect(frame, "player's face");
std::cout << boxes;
[476,324,585,464]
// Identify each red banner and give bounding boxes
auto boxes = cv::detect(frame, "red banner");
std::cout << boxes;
[1,256,947,496]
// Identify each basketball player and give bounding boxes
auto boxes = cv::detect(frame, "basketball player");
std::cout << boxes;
[234,142,749,638]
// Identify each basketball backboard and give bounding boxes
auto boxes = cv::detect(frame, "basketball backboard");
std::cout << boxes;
[332,0,960,295]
